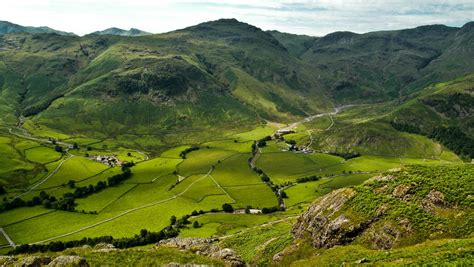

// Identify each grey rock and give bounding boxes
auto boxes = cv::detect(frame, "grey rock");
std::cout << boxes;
[0,256,17,266]
[13,256,51,267]
[47,256,88,267]
[157,238,244,266]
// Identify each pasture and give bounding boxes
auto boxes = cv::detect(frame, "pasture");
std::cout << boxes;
[0,123,465,252]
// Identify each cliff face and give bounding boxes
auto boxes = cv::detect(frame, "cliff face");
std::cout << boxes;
[291,165,474,250]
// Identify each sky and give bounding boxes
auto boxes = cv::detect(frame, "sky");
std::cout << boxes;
[1,0,473,36]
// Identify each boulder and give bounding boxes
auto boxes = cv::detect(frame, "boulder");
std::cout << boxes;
[0,256,16,266]
[392,183,414,199]
[422,190,446,212]
[157,238,244,266]
[210,248,244,267]
[93,243,116,252]
[47,256,88,267]
[14,256,51,267]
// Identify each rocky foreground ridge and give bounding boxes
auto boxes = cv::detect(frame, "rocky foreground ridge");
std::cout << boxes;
[291,165,473,250]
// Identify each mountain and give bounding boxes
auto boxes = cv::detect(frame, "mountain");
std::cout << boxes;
[0,21,76,36]
[0,19,472,150]
[91,27,152,36]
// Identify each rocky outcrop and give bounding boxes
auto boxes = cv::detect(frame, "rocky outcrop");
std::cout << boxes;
[422,190,446,212]
[47,256,89,267]
[0,256,88,267]
[92,243,116,252]
[292,188,362,248]
[157,238,244,267]
[12,256,51,267]
[0,256,16,266]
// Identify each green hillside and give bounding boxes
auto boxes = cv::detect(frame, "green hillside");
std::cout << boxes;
[0,19,472,265]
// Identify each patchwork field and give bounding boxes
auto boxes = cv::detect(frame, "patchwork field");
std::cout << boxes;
[0,114,465,254]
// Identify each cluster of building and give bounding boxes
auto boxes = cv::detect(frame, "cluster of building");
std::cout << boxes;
[285,144,313,154]
[91,155,122,167]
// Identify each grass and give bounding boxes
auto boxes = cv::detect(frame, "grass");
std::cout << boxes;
[219,219,294,265]
[12,246,224,266]
[172,174,226,203]
[284,173,373,207]
[0,136,35,184]
[24,146,62,164]
[36,157,109,190]
[288,238,474,266]
[224,184,278,208]
[0,206,54,227]
[177,148,237,177]
[212,154,262,186]
[229,126,274,142]
[180,213,291,238]
[74,183,137,212]
[127,157,181,183]
[201,139,253,153]
[256,152,343,183]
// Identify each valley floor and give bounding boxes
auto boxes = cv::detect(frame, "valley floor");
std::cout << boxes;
[0,104,471,265]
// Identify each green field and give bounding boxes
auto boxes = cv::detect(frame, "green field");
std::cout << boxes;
[24,146,62,164]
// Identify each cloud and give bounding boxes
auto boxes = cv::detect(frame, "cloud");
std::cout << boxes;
[0,0,472,36]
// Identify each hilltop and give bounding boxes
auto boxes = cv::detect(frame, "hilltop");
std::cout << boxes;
[0,21,75,36]
[91,27,151,36]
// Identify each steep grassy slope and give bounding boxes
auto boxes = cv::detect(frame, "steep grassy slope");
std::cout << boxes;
[300,22,474,102]
[0,19,473,146]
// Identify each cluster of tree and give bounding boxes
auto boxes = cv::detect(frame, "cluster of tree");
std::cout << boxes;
[429,126,474,159]
[54,145,64,153]
[392,122,474,160]
[261,206,284,214]
[10,226,179,255]
[390,121,422,134]
[0,190,75,212]
[296,175,321,183]
[256,136,272,148]
[252,167,270,183]
[222,203,234,213]
[329,151,361,160]
[0,168,133,213]
[285,140,297,146]
[179,145,199,159]
[107,167,132,186]
[10,209,206,255]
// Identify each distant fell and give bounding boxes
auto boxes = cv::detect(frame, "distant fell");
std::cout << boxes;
[91,27,151,36]
[0,20,76,36]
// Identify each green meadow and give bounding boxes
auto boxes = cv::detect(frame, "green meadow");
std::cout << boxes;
[0,116,465,254]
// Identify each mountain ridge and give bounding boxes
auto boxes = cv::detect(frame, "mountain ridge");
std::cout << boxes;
[0,20,76,36]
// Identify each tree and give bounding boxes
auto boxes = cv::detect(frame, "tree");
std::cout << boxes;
[67,180,76,189]
[127,152,132,156]
[222,203,234,213]
[54,145,63,153]
[73,143,78,149]
[140,229,148,238]
[170,215,177,225]
[257,140,267,148]
[0,186,5,195]
[281,191,288,198]
[193,221,200,228]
